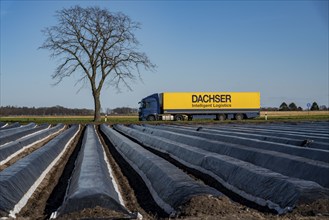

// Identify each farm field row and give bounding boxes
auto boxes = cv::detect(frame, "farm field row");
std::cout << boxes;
[0,111,328,124]
[260,110,329,116]
[0,121,328,219]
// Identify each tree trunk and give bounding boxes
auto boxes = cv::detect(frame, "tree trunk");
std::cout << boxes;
[93,91,101,122]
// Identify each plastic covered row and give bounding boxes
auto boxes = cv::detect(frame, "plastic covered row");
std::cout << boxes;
[0,125,79,217]
[0,123,36,137]
[0,123,50,146]
[0,122,20,130]
[228,124,329,143]
[101,124,221,215]
[132,125,329,188]
[188,124,329,151]
[234,123,329,136]
[146,124,329,163]
[0,122,7,128]
[115,124,329,214]
[0,124,65,164]
[58,125,132,217]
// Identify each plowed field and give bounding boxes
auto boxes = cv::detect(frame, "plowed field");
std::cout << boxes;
[0,122,328,219]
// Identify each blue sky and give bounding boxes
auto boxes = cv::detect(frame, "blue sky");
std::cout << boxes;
[1,0,328,110]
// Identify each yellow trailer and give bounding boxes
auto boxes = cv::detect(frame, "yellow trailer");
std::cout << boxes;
[139,92,260,121]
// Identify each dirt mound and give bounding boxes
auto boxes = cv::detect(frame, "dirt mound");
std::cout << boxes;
[56,206,134,220]
[290,199,329,217]
[176,196,329,220]
[177,195,266,220]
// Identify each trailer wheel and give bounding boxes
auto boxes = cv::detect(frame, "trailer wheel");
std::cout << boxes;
[235,113,244,120]
[217,114,226,121]
[175,115,184,121]
[147,115,156,121]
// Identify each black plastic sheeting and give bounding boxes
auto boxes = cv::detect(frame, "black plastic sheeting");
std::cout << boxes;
[131,125,329,188]
[146,124,329,163]
[0,122,6,128]
[228,124,329,144]
[189,125,329,151]
[0,122,20,130]
[0,124,64,163]
[0,125,79,215]
[0,123,36,137]
[115,124,329,214]
[236,123,329,136]
[58,125,131,217]
[101,124,221,215]
[0,123,49,146]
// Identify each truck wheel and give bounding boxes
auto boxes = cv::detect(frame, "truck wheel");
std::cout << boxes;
[175,115,184,121]
[235,113,244,120]
[147,115,156,121]
[217,114,226,121]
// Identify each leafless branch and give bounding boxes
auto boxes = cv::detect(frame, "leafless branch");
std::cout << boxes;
[40,5,156,121]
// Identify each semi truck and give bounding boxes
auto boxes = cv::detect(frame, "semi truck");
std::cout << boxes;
[138,92,260,121]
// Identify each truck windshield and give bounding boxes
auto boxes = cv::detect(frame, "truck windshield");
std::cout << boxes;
[139,101,145,109]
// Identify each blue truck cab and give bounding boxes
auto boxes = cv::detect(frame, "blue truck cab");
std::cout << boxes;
[138,93,161,121]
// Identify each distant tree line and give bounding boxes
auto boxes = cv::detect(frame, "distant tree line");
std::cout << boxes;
[0,105,94,116]
[279,101,328,111]
[278,102,303,111]
[106,107,138,115]
[0,105,139,116]
[261,102,328,111]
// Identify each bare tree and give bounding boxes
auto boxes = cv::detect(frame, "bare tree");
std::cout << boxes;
[41,6,155,121]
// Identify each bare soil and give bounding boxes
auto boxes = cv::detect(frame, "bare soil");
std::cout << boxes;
[56,206,133,220]
[176,196,329,220]
[97,126,152,219]
[285,199,329,219]
[13,195,327,220]
[174,195,263,220]
[98,126,162,219]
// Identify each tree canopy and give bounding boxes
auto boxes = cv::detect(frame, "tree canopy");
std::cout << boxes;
[310,102,319,111]
[41,6,155,121]
[288,102,298,111]
[279,102,289,111]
